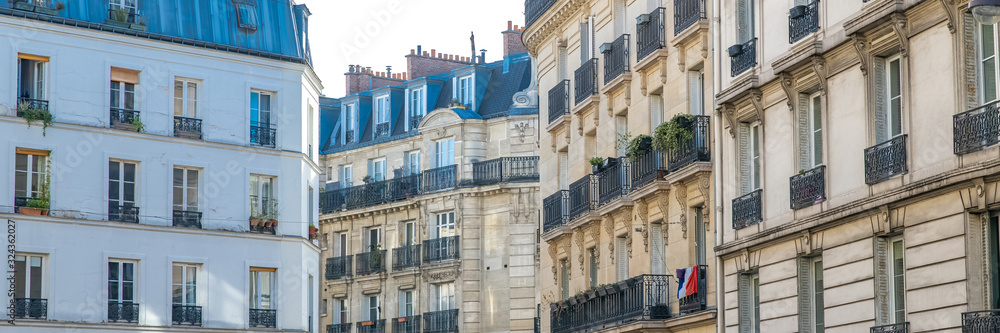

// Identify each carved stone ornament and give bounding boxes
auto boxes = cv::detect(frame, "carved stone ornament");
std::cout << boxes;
[851,34,870,77]
[548,240,559,284]
[561,235,573,271]
[424,266,459,283]
[619,208,633,258]
[779,72,796,111]
[576,229,586,272]
[811,56,828,95]
[656,190,670,243]
[890,13,909,58]
[637,199,650,253]
[698,174,711,231]
[589,222,601,265]
[514,122,530,143]
[604,214,616,263]
[675,184,688,239]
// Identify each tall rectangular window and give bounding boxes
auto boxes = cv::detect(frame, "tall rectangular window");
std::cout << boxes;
[333,298,347,324]
[172,168,199,213]
[689,71,705,116]
[808,94,823,167]
[14,254,44,301]
[588,248,598,288]
[559,259,570,299]
[889,237,906,323]
[410,88,425,117]
[650,94,664,132]
[364,227,381,252]
[15,150,48,202]
[108,259,137,305]
[753,275,760,332]
[736,0,755,43]
[344,103,357,142]
[375,95,390,126]
[249,175,275,218]
[172,263,197,307]
[695,210,707,266]
[338,165,353,188]
[456,76,473,106]
[616,236,629,281]
[110,80,136,111]
[434,138,455,168]
[434,212,456,239]
[558,151,569,190]
[399,290,414,316]
[650,223,665,275]
[812,258,825,333]
[17,54,47,102]
[886,56,902,139]
[174,79,198,118]
[368,158,386,181]
[250,91,273,127]
[405,151,421,176]
[980,23,999,103]
[334,232,348,256]
[403,221,416,246]
[739,273,761,333]
[364,295,380,320]
[431,282,455,311]
[109,160,137,222]
[249,268,275,310]
[874,55,903,143]
[580,18,594,63]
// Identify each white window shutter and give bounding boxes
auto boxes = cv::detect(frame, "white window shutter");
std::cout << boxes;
[739,124,751,195]
[874,237,890,325]
[614,0,626,35]
[689,72,704,116]
[965,13,981,110]
[796,257,812,333]
[874,57,888,143]
[559,152,569,190]
[650,225,665,275]
[580,22,590,64]
[448,139,455,166]
[651,95,663,131]
[738,274,752,333]
[797,94,811,170]
[616,237,629,280]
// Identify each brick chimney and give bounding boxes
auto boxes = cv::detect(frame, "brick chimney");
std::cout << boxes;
[502,21,527,57]
[406,44,474,80]
[345,64,370,95]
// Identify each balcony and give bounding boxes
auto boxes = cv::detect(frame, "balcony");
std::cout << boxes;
[409,114,423,131]
[871,323,909,333]
[393,315,421,333]
[249,309,277,328]
[250,122,277,148]
[674,0,706,35]
[328,323,352,333]
[421,165,457,193]
[346,129,356,143]
[963,310,1000,332]
[568,175,594,221]
[636,8,666,61]
[356,250,387,276]
[375,122,390,138]
[790,165,826,210]
[788,0,820,43]
[109,204,139,223]
[730,38,757,77]
[320,174,420,213]
[16,97,50,119]
[550,275,670,333]
[525,0,558,28]
[630,151,666,190]
[472,156,540,185]
[358,319,386,333]
[172,305,202,326]
[864,135,908,185]
[424,236,460,263]
[596,159,629,206]
[549,80,570,124]
[732,189,762,230]
[108,301,139,323]
[325,255,353,280]
[677,265,708,314]
[424,309,459,333]
[173,210,202,229]
[393,244,421,271]
[954,101,1000,155]
[666,115,711,172]
[174,116,203,140]
[110,108,141,131]
[543,190,570,232]
[602,34,630,85]
[12,0,59,15]
[575,59,599,106]
[14,298,46,319]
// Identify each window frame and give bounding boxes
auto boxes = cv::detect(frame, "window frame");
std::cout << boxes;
[171,263,198,306]
[173,79,199,118]
[883,55,903,140]
[749,123,761,190]
[807,92,823,168]
[405,150,421,176]
[434,138,455,168]
[369,158,387,182]
[456,75,473,106]
[431,282,456,311]
[249,174,276,218]
[172,167,200,213]
[109,159,138,210]
[249,268,276,310]
[15,151,48,201]
[888,236,906,324]
[110,80,136,111]
[979,22,1000,104]
[250,90,274,128]
[433,212,456,239]
[108,259,138,304]
[560,258,570,299]
[810,257,825,333]
[13,253,45,300]
[752,274,760,333]
[374,94,390,126]
[400,290,414,317]
[339,165,354,188]
[17,55,47,101]
[233,0,259,30]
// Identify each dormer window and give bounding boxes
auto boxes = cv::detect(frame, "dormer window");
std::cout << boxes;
[408,87,426,131]
[344,103,357,143]
[233,0,259,31]
[456,76,473,107]
[374,95,390,138]
[109,0,137,11]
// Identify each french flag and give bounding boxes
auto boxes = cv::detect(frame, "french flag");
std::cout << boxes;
[676,266,698,299]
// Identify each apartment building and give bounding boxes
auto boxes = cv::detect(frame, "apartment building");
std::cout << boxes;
[713,0,1000,332]
[524,0,718,332]
[0,1,322,331]
[316,24,540,333]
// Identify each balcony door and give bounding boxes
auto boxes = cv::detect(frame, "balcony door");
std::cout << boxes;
[403,222,416,246]
[17,54,47,102]
[250,91,273,128]
[431,282,455,311]
[433,212,456,239]
[109,160,137,221]
[14,254,44,301]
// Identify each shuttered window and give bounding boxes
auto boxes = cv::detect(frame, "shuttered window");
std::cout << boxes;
[650,223,665,274]
[588,248,598,288]
[689,71,705,116]
[580,17,594,63]
[560,259,570,299]
[797,256,825,333]
[738,123,762,194]
[889,238,906,323]
[738,273,760,333]
[613,0,626,35]
[558,152,569,190]
[981,23,1000,104]
[874,55,903,143]
[798,93,823,169]
[813,258,825,332]
[616,237,629,281]
[651,94,664,132]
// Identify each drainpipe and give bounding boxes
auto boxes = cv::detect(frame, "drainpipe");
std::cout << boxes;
[712,0,725,331]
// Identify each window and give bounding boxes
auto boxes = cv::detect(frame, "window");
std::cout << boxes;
[17,54,47,103]
[558,151,568,190]
[689,71,705,116]
[798,256,825,333]
[368,158,386,182]
[431,282,456,311]
[405,151,421,176]
[616,116,628,157]
[327,166,333,181]
[616,236,629,281]
[250,175,275,218]
[344,103,357,142]
[334,232,348,256]
[613,0,625,35]
[456,76,473,106]
[751,124,761,189]
[650,94,664,132]
[233,0,259,30]
[249,268,275,310]
[108,259,137,305]
[812,258,825,332]
[15,150,48,202]
[560,259,570,299]
[364,295,380,320]
[403,221,416,246]
[172,167,199,213]
[409,88,426,122]
[110,68,137,112]
[172,263,198,307]
[14,254,44,301]
[650,223,665,275]
[588,248,598,288]
[375,95,390,126]
[250,91,273,128]
[109,160,138,222]
[109,0,137,11]
[736,0,755,44]
[695,210,707,266]
[338,165,354,188]
[876,55,903,142]
[433,212,456,239]
[739,123,761,194]
[800,93,823,168]
[889,238,905,323]
[434,138,455,168]
[333,298,347,324]
[399,290,414,316]
[308,105,315,159]
[580,17,595,64]
[364,227,381,252]
[174,79,198,118]
[739,273,760,333]
[980,23,1000,103]
[753,275,760,332]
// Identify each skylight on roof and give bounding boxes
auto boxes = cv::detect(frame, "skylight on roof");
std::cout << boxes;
[233,0,259,31]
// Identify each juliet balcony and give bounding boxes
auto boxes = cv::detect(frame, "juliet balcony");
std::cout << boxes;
[392,244,421,271]
[732,189,762,230]
[109,204,139,223]
[788,0,819,43]
[249,308,277,328]
[790,165,826,210]
[393,315,421,333]
[962,310,1000,332]
[729,38,757,77]
[472,156,540,186]
[14,298,46,319]
[575,58,599,106]
[550,275,671,333]
[602,34,630,85]
[172,304,202,326]
[250,122,277,148]
[870,322,908,333]
[325,255,353,280]
[423,236,460,263]
[355,250,387,276]
[864,135,907,185]
[543,190,570,232]
[549,79,570,125]
[108,301,139,323]
[954,101,1000,155]
[173,116,203,140]
[424,309,459,333]
[357,319,386,333]
[674,0,706,35]
[636,8,665,62]
[375,122,390,139]
[110,107,141,132]
[173,209,202,229]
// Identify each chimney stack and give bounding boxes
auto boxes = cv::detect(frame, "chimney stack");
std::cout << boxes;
[345,64,371,95]
[502,21,527,57]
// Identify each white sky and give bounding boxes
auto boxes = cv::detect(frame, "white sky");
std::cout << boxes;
[297,0,527,98]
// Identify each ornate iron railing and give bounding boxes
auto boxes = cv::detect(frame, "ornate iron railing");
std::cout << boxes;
[174,116,203,139]
[393,244,421,271]
[409,114,423,131]
[790,165,826,210]
[789,0,820,43]
[250,122,277,148]
[549,80,570,124]
[421,165,457,193]
[864,135,908,185]
[319,174,420,213]
[543,190,570,232]
[954,101,1000,155]
[328,323,353,333]
[525,0,558,28]
[963,310,1000,332]
[375,122,390,138]
[356,250,387,276]
[424,309,459,333]
[424,236,460,263]
[346,129,356,143]
[637,8,666,61]
[667,115,711,172]
[596,159,629,206]
[110,107,140,129]
[603,34,630,84]
[575,58,599,105]
[730,38,757,77]
[732,189,762,230]
[393,315,421,333]
[630,151,665,190]
[16,97,48,116]
[14,298,46,319]
[678,265,708,314]
[172,210,202,229]
[172,304,202,326]
[357,319,386,333]
[109,204,139,223]
[108,301,140,323]
[871,322,909,333]
[473,156,540,185]
[568,176,594,220]
[249,309,277,328]
[550,275,670,333]
[674,0,706,35]
[325,255,353,280]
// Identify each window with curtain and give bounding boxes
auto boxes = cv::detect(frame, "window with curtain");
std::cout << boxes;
[249,175,275,218]
[174,79,198,118]
[249,268,275,310]
[172,167,199,212]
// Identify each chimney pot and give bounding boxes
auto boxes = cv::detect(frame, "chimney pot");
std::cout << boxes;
[417,45,422,54]
[423,51,429,56]
[508,21,512,30]
[513,25,519,31]
[410,49,415,55]
[402,73,408,80]
[431,49,436,57]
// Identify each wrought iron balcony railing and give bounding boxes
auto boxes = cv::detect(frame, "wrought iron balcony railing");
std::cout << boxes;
[864,135,908,185]
[596,159,629,206]
[730,38,757,77]
[954,101,1000,155]
[356,250,387,276]
[603,34,630,84]
[320,174,420,213]
[108,301,139,323]
[172,210,202,229]
[790,165,826,210]
[575,58,599,105]
[325,255,353,280]
[871,322,909,333]
[16,97,49,116]
[393,315,421,333]
[630,151,666,190]
[109,204,139,223]
[172,304,202,326]
[550,274,670,333]
[375,122,390,138]
[328,323,353,333]
[110,108,140,130]
[674,0,706,35]
[666,115,711,172]
[409,114,423,131]
[636,8,666,61]
[424,236,460,263]
[789,0,820,43]
[346,129,356,143]
[174,116,203,139]
[393,244,421,271]
[421,165,457,193]
[732,189,762,230]
[525,0,558,28]
[106,7,145,25]
[678,265,708,314]
[568,175,594,221]
[250,122,277,148]
[424,309,459,333]
[14,298,46,319]
[543,190,570,232]
[249,308,277,328]
[549,79,570,124]
[472,156,540,185]
[358,319,386,333]
[13,0,59,15]
[963,310,1000,332]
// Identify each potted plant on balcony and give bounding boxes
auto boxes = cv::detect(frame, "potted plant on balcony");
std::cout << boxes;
[727,44,744,57]
[567,295,578,306]
[789,5,808,19]
[587,287,599,299]
[20,161,51,216]
[575,292,587,304]
[589,157,604,173]
[131,116,146,133]
[626,134,653,161]
[308,223,318,239]
[369,243,383,269]
[653,113,696,153]
[20,102,53,136]
[265,199,280,228]
[106,8,131,28]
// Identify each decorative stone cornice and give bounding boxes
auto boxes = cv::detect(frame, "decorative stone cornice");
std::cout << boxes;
[523,0,589,56]
[779,72,796,111]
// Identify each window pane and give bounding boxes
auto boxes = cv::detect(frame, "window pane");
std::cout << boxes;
[172,284,182,304]
[173,265,182,284]
[109,179,120,202]
[889,59,901,98]
[122,282,133,301]
[123,263,134,282]
[174,81,184,116]
[109,281,119,300]
[14,256,25,298]
[984,25,996,59]
[187,266,197,284]
[29,257,41,298]
[109,262,119,281]
[987,58,997,103]
[124,163,135,182]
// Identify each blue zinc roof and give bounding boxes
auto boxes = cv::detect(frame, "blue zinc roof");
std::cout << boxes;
[0,0,312,63]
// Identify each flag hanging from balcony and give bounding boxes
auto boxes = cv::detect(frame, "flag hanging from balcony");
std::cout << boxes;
[676,266,698,299]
